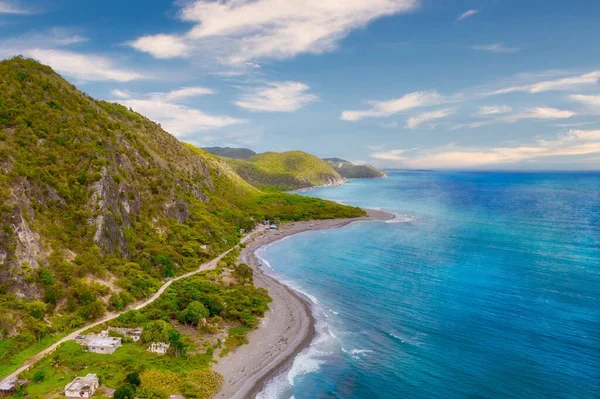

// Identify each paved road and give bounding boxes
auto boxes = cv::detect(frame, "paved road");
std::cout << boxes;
[0,227,265,385]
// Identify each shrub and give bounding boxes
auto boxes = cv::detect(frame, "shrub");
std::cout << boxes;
[32,371,45,383]
[177,301,209,325]
[114,384,136,399]
[126,371,141,387]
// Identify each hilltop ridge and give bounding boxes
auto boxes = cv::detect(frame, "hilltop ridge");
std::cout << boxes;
[203,146,386,189]
[225,150,345,191]
[202,146,257,159]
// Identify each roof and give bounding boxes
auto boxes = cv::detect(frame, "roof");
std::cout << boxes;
[109,327,143,334]
[0,380,16,391]
[81,335,121,347]
[0,379,26,391]
[65,374,98,392]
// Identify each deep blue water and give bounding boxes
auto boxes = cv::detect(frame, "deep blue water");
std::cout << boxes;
[256,171,600,399]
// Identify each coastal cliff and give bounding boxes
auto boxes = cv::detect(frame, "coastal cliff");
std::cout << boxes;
[323,157,386,179]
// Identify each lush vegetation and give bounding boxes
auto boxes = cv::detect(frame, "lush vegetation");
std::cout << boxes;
[201,146,256,159]
[0,57,364,383]
[323,158,386,178]
[225,151,344,191]
[15,247,267,398]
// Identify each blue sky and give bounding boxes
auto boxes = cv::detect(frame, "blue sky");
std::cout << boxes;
[2,0,600,169]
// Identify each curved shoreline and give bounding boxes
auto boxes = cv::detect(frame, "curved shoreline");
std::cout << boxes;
[213,209,394,399]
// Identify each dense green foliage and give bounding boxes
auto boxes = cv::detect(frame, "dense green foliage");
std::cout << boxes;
[0,57,364,380]
[225,151,344,191]
[17,252,268,397]
[323,158,386,178]
[201,146,256,159]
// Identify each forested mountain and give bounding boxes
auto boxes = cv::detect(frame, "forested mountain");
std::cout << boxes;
[225,151,345,191]
[0,57,363,356]
[203,146,386,186]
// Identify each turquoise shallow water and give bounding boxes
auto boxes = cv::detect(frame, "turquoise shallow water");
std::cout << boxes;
[256,171,600,399]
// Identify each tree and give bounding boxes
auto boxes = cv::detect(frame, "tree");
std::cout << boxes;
[177,301,209,325]
[141,320,173,343]
[113,384,135,399]
[32,371,45,383]
[27,301,47,320]
[153,254,174,278]
[126,371,141,387]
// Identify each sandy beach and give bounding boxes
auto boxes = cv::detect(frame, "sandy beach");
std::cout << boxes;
[213,209,394,399]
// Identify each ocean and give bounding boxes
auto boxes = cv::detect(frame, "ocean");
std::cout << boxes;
[256,171,600,399]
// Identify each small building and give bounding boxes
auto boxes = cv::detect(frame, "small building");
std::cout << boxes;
[64,374,98,398]
[147,342,170,355]
[0,379,27,397]
[107,327,143,342]
[77,334,122,354]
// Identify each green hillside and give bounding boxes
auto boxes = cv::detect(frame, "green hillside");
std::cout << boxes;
[324,158,386,179]
[202,146,256,159]
[0,57,364,375]
[227,151,344,191]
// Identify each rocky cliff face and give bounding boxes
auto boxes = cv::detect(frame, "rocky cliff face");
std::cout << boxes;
[0,57,255,304]
[0,58,364,343]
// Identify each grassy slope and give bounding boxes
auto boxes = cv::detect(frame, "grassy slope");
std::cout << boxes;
[324,158,386,179]
[201,146,256,159]
[0,57,364,377]
[226,151,344,191]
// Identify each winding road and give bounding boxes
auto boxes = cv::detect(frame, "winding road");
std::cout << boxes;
[0,226,265,386]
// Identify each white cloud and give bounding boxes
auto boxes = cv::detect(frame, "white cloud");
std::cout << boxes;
[159,86,215,101]
[474,105,513,116]
[506,107,575,122]
[111,86,236,136]
[0,29,144,83]
[406,108,455,129]
[117,98,246,136]
[453,107,574,130]
[470,43,520,53]
[341,91,442,121]
[24,49,145,82]
[243,61,261,69]
[129,0,419,64]
[570,94,600,111]
[128,34,191,59]
[372,129,600,168]
[0,28,87,53]
[0,1,32,14]
[111,89,131,99]
[112,86,215,102]
[456,9,478,22]
[490,71,600,95]
[554,121,596,128]
[234,81,318,112]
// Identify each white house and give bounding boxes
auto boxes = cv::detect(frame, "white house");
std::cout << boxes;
[76,334,121,354]
[147,342,170,355]
[64,374,98,398]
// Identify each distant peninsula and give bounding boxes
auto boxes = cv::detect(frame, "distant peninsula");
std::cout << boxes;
[323,157,386,179]
[203,147,386,189]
